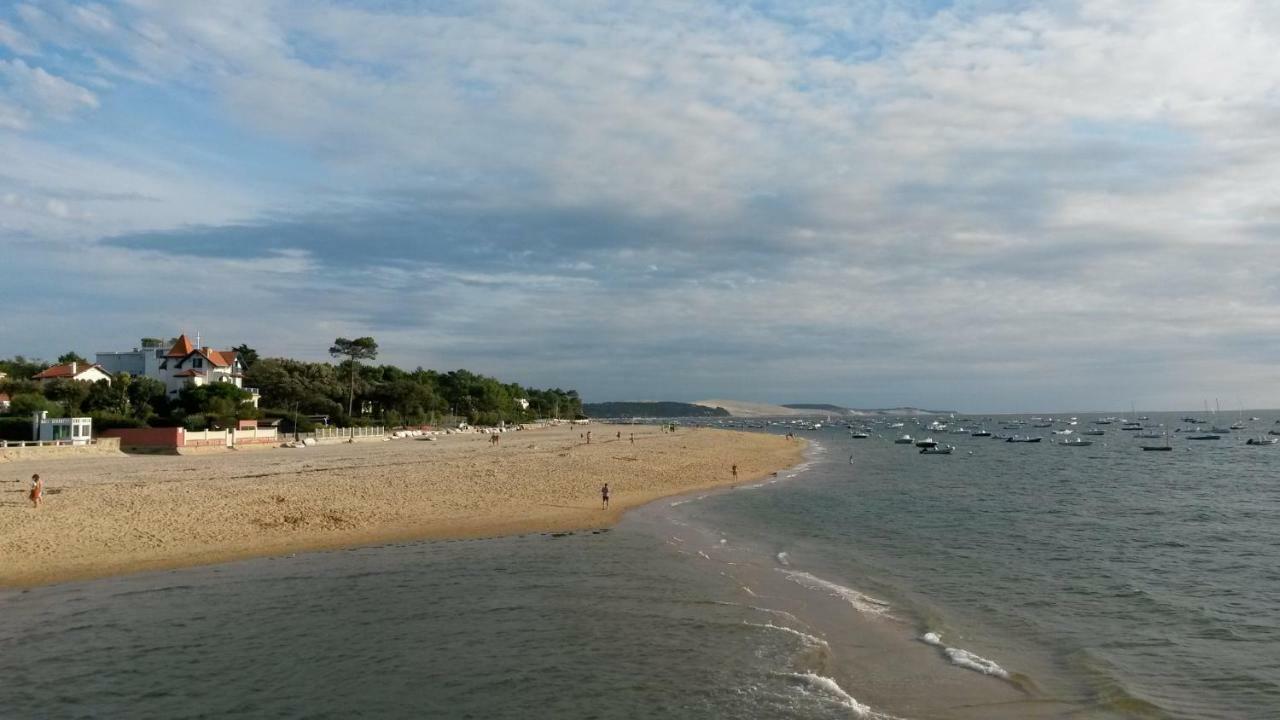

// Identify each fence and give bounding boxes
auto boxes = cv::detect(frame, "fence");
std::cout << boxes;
[307,426,387,442]
[0,439,114,448]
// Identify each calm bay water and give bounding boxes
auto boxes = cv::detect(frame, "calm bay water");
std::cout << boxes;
[2,413,1278,718]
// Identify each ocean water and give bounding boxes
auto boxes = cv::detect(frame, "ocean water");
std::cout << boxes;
[2,413,1277,718]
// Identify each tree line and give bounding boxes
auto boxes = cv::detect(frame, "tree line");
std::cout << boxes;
[0,337,583,438]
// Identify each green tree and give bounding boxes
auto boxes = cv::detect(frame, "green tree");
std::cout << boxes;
[231,344,259,368]
[43,379,92,415]
[127,376,169,419]
[57,351,90,365]
[8,392,59,417]
[329,337,378,417]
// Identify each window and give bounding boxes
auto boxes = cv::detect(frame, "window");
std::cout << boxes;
[194,358,204,368]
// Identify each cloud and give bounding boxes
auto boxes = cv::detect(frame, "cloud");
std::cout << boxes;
[0,58,98,129]
[1,1,1279,410]
[0,19,38,55]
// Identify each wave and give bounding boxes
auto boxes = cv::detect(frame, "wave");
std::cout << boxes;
[920,632,1010,680]
[782,672,901,719]
[747,621,829,649]
[776,552,791,566]
[778,570,892,616]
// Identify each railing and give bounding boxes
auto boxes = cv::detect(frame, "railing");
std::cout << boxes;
[308,426,386,441]
[0,439,100,448]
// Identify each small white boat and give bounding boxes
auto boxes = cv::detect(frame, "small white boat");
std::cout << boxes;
[1059,437,1093,447]
[919,444,953,455]
[1246,437,1278,446]
[894,434,914,444]
[1052,429,1073,435]
[915,437,938,448]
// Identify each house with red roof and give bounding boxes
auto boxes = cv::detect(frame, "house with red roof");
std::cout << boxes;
[96,334,258,407]
[32,361,114,385]
[0,393,10,412]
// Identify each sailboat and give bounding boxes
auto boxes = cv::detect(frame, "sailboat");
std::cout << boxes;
[1142,430,1173,451]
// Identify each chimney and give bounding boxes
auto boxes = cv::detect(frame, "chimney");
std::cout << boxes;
[71,361,77,374]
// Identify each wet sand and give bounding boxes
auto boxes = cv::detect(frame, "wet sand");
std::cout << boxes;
[0,425,802,587]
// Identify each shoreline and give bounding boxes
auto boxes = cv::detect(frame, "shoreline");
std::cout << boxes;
[1,425,805,588]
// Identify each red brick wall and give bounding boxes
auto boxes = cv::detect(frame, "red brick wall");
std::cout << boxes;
[100,427,185,447]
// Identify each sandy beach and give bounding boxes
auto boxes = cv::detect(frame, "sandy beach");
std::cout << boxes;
[0,425,802,587]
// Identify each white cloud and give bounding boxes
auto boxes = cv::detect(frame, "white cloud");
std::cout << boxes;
[0,19,38,55]
[0,58,98,126]
[2,1,1280,408]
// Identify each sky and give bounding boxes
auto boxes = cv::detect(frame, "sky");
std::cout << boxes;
[1,0,1279,413]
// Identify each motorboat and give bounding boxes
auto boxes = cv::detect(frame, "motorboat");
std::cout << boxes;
[894,435,914,444]
[1246,436,1278,446]
[1083,429,1106,436]
[915,437,938,449]
[1187,429,1221,440]
[1059,437,1093,447]
[1006,435,1042,443]
[971,429,992,437]
[1051,429,1073,435]
[851,431,870,439]
[919,444,953,455]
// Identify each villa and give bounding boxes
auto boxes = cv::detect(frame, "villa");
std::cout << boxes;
[32,361,114,385]
[96,334,259,407]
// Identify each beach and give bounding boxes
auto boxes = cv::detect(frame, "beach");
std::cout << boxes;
[0,424,802,587]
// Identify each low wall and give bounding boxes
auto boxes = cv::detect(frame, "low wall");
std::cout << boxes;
[101,427,185,448]
[0,438,122,462]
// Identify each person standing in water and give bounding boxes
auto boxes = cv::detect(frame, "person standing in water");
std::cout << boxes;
[600,483,610,509]
[29,473,43,508]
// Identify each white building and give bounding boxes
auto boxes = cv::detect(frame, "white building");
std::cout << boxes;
[96,334,259,407]
[32,412,93,445]
[31,361,113,385]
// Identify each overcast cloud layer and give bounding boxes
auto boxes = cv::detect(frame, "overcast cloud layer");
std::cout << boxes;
[2,0,1278,412]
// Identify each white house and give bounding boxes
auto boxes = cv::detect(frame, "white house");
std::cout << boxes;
[31,361,113,385]
[32,412,93,445]
[0,393,10,412]
[97,334,259,407]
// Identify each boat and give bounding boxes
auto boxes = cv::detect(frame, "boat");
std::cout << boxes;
[1246,437,1278,446]
[1006,435,1042,443]
[1187,428,1221,440]
[970,429,992,437]
[1269,429,1280,437]
[1083,429,1106,436]
[1033,422,1052,428]
[919,444,953,455]
[915,437,938,449]
[1051,429,1073,435]
[850,431,870,439]
[1059,437,1093,447]
[1142,431,1173,451]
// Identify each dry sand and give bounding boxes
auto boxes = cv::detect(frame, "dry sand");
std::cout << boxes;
[0,424,802,587]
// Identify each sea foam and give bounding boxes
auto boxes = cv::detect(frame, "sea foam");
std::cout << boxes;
[783,672,901,719]
[920,631,1010,679]
[747,621,829,649]
[778,570,892,616]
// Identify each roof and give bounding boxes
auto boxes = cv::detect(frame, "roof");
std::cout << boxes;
[32,362,109,380]
[203,349,237,368]
[0,393,10,402]
[166,334,196,357]
[173,369,204,378]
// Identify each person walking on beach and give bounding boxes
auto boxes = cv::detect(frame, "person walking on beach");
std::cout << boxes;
[630,433,634,444]
[586,431,592,444]
[616,431,621,440]
[28,473,43,508]
[731,464,738,478]
[601,482,610,509]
